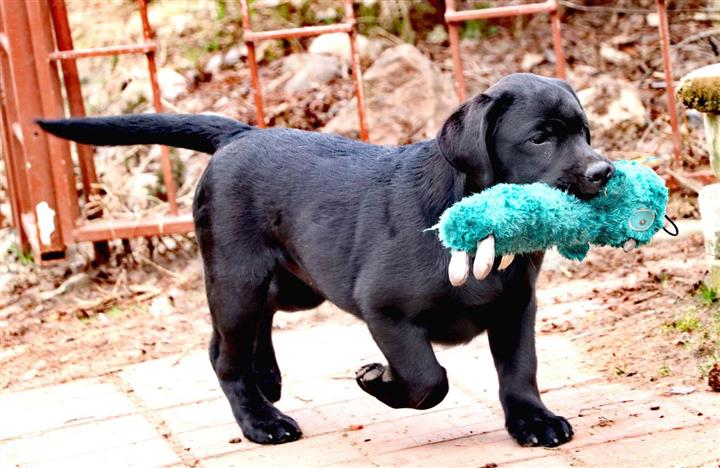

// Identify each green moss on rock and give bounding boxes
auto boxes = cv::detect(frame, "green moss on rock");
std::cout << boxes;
[677,64,720,113]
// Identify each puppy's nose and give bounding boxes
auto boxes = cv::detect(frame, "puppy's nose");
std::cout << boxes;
[585,161,614,185]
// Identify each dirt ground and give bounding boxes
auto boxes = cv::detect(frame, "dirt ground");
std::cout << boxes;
[1,1,719,396]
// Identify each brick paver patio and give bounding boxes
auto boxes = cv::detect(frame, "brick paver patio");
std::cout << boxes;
[1,317,718,467]
[2,239,719,467]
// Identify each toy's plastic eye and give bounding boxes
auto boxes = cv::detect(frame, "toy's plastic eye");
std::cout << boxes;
[628,208,655,232]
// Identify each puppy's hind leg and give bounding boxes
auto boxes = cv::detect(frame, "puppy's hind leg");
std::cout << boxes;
[205,256,301,445]
[255,268,326,403]
[252,311,282,403]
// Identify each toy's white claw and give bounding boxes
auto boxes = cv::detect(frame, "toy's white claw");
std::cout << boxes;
[473,236,495,280]
[448,250,470,286]
[623,239,637,252]
[498,254,515,270]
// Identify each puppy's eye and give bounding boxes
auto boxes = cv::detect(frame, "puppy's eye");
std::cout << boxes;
[530,133,549,144]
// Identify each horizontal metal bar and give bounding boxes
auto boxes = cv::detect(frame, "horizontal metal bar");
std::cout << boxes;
[445,1,556,22]
[72,213,194,242]
[664,170,717,191]
[244,22,353,42]
[48,42,156,60]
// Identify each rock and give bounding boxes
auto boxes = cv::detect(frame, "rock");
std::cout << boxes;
[204,53,223,75]
[0,272,16,295]
[577,78,646,132]
[223,44,247,67]
[127,172,159,211]
[699,184,720,257]
[599,44,631,65]
[646,13,659,27]
[521,52,544,71]
[322,44,457,144]
[149,295,174,318]
[668,385,696,395]
[709,363,720,391]
[157,68,189,101]
[308,32,377,62]
[280,53,343,92]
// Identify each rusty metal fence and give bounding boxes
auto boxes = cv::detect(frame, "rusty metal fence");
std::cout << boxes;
[0,0,707,263]
[445,0,566,102]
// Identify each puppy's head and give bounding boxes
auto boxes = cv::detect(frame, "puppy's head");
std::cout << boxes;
[437,73,613,199]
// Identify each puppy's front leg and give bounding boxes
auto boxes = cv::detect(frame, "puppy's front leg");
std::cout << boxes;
[487,293,573,447]
[356,311,448,409]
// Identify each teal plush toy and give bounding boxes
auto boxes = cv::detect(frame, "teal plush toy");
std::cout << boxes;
[435,160,669,286]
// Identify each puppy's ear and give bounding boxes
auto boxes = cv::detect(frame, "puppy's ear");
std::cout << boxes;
[436,93,509,190]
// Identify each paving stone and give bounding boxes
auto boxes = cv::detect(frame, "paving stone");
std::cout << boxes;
[271,324,382,383]
[314,385,479,433]
[0,380,136,440]
[201,431,369,467]
[345,399,500,457]
[369,425,551,467]
[0,414,179,467]
[119,351,222,410]
[158,398,331,459]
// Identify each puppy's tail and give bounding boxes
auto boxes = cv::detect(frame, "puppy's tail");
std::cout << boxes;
[36,113,251,154]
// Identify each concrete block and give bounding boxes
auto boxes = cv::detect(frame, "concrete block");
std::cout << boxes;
[699,183,720,258]
[0,414,179,467]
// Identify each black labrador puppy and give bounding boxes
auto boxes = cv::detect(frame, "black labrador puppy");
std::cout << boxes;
[39,73,614,447]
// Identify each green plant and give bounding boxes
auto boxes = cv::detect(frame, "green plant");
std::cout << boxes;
[9,243,33,266]
[106,306,123,318]
[659,363,671,377]
[697,283,718,305]
[699,356,719,378]
[461,19,497,40]
[215,0,227,20]
[673,311,700,333]
[205,39,221,53]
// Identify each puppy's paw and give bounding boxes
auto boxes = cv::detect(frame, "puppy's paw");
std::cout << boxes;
[355,363,448,410]
[240,407,302,445]
[506,409,573,447]
[355,363,405,408]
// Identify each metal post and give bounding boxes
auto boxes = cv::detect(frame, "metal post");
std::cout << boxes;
[137,0,178,214]
[47,0,111,262]
[0,1,66,258]
[655,0,683,163]
[240,0,266,128]
[446,0,466,101]
[0,28,30,251]
[344,0,368,141]
[550,0,566,80]
[26,0,79,245]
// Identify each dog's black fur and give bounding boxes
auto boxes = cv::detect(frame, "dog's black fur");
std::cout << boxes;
[38,73,614,447]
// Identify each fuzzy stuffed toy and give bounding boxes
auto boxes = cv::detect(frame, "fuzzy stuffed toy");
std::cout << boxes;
[435,160,669,286]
